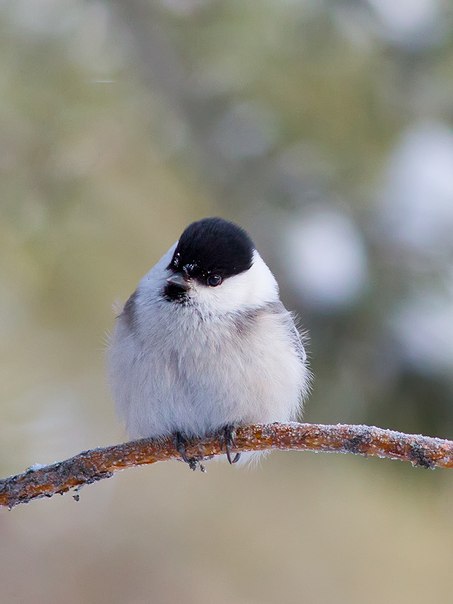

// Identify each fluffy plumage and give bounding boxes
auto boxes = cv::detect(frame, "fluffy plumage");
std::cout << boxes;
[108,218,310,458]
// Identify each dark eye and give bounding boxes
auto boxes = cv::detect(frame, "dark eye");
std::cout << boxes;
[207,274,222,287]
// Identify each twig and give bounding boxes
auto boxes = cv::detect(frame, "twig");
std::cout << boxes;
[1,423,453,509]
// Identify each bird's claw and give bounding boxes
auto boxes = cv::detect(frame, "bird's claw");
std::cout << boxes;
[175,432,205,472]
[223,425,241,464]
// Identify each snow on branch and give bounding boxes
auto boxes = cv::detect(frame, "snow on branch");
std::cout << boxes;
[1,422,453,509]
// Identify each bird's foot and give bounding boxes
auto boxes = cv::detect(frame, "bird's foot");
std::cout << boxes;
[175,432,205,472]
[222,425,241,464]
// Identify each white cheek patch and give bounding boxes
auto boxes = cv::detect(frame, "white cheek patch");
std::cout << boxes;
[191,251,279,314]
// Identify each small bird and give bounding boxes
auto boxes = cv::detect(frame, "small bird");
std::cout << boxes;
[109,217,310,468]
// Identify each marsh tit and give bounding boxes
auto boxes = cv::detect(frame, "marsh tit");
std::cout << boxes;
[109,217,310,468]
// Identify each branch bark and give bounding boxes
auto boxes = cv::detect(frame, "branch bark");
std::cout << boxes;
[1,422,453,509]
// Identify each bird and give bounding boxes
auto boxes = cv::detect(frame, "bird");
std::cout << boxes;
[108,217,310,469]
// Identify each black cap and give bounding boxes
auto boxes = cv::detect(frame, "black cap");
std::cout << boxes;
[168,217,255,282]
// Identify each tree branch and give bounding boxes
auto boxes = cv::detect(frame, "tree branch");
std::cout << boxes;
[1,423,453,509]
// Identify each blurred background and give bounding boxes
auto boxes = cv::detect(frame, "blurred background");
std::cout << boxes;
[2,0,453,602]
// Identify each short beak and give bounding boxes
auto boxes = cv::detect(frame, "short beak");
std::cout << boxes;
[166,273,190,291]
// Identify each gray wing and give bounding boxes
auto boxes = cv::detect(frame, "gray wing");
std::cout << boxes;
[268,300,307,364]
